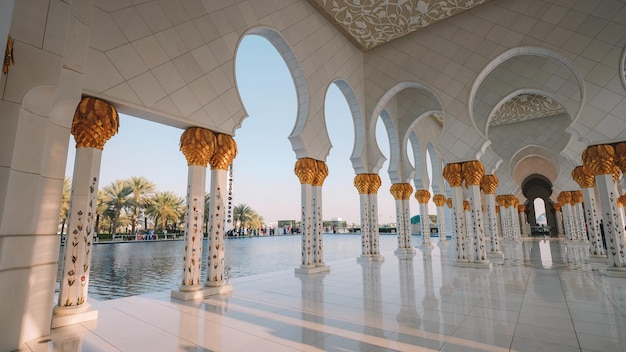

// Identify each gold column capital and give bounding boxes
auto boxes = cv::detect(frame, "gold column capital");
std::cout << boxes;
[180,127,216,167]
[443,163,463,187]
[618,194,626,207]
[557,191,571,205]
[433,194,446,207]
[461,160,484,186]
[209,133,237,170]
[313,160,328,186]
[446,198,453,208]
[390,183,412,200]
[71,97,119,150]
[495,206,500,213]
[571,190,583,204]
[295,157,317,185]
[463,200,470,211]
[615,142,626,173]
[582,144,614,176]
[518,204,525,213]
[612,165,622,183]
[414,189,431,204]
[480,174,498,194]
[571,165,595,188]
[354,173,381,194]
[495,195,504,206]
[553,203,561,211]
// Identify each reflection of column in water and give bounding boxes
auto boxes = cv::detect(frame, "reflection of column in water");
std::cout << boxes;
[360,260,385,346]
[396,254,421,334]
[421,246,440,333]
[297,272,328,348]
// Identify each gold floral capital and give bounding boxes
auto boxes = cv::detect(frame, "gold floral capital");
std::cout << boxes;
[462,160,484,186]
[433,194,446,207]
[354,173,381,194]
[618,194,626,207]
[442,163,463,187]
[615,142,626,173]
[446,198,453,208]
[390,183,412,200]
[295,158,318,185]
[553,203,561,211]
[71,97,119,150]
[209,133,237,170]
[571,190,583,204]
[313,160,328,186]
[571,165,595,188]
[495,206,500,213]
[414,189,431,204]
[557,191,571,206]
[612,165,622,183]
[518,205,525,213]
[480,174,498,194]
[495,195,504,206]
[180,127,216,167]
[463,200,470,211]
[582,144,614,176]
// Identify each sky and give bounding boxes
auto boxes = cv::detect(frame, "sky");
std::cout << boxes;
[65,35,436,226]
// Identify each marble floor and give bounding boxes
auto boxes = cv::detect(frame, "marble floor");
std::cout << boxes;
[24,239,626,351]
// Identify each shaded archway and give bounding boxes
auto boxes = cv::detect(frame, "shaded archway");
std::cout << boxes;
[521,174,556,234]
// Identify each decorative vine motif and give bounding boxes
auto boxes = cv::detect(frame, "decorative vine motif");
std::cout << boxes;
[491,94,565,126]
[313,0,490,50]
[182,190,202,286]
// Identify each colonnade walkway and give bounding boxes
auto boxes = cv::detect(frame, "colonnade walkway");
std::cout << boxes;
[25,239,625,351]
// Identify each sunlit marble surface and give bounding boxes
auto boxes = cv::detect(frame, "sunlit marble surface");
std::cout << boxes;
[24,239,626,351]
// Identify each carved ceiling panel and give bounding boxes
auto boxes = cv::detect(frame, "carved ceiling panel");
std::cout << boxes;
[308,0,491,50]
[490,94,565,127]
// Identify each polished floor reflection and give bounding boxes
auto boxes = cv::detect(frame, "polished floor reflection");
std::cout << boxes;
[26,239,626,351]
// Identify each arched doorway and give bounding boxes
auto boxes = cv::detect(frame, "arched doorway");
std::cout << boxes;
[522,174,556,235]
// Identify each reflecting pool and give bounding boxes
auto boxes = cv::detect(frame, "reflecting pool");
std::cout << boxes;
[58,234,427,300]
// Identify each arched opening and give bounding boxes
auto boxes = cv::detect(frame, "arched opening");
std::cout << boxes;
[522,174,556,236]
[534,198,547,225]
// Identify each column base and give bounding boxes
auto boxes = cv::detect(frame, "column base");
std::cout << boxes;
[357,254,384,263]
[605,267,626,278]
[453,261,492,269]
[588,254,607,263]
[171,284,204,301]
[488,251,504,259]
[295,265,330,275]
[51,303,98,329]
[203,284,233,296]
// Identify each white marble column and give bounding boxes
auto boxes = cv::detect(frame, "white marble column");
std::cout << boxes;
[510,197,522,241]
[572,191,588,242]
[462,160,489,267]
[205,134,237,294]
[172,128,215,300]
[443,163,468,263]
[391,183,415,256]
[295,158,315,273]
[433,194,448,244]
[54,97,119,327]
[312,160,330,271]
[415,189,432,247]
[481,175,501,257]
[559,192,574,241]
[578,180,605,258]
[518,205,529,238]
[553,203,565,238]
[583,144,626,276]
[355,174,384,262]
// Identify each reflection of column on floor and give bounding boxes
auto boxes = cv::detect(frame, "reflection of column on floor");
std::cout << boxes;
[359,260,385,346]
[443,163,467,263]
[205,134,237,295]
[415,189,432,248]
[433,194,448,244]
[396,255,421,334]
[521,240,532,264]
[54,97,119,327]
[297,272,328,348]
[583,144,626,276]
[391,183,415,255]
[355,174,384,262]
[421,246,439,333]
[574,165,606,257]
[173,127,215,300]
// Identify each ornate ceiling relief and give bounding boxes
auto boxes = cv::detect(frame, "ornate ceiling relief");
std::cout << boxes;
[490,94,565,127]
[309,0,491,50]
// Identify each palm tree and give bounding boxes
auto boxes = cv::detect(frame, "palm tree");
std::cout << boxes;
[147,191,184,233]
[59,177,71,235]
[102,180,135,237]
[233,203,255,236]
[127,176,155,235]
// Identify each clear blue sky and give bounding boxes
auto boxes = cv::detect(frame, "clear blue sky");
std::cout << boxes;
[66,35,435,226]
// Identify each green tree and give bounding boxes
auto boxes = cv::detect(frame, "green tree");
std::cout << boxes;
[59,177,71,235]
[233,203,263,235]
[102,180,135,236]
[147,191,184,233]
[127,176,155,235]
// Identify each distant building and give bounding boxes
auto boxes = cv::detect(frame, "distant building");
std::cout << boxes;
[323,218,348,233]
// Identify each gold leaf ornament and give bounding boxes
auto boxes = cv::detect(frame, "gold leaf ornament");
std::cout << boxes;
[71,97,119,150]
[180,127,216,167]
